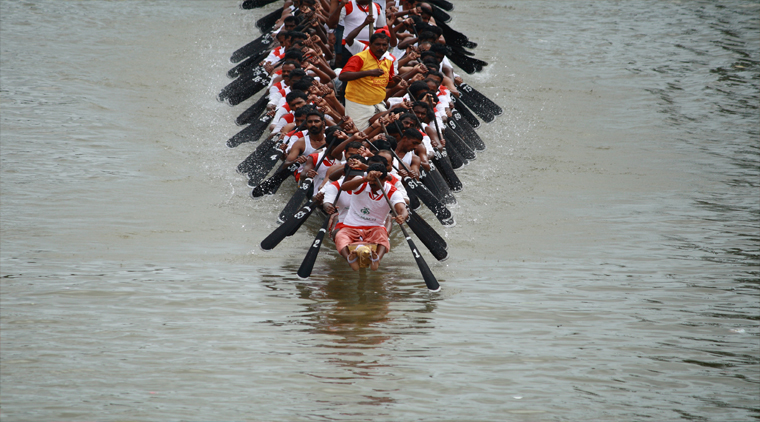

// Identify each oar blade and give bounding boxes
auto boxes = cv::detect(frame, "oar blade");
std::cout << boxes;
[278,182,311,223]
[406,212,448,262]
[260,201,316,251]
[297,216,331,279]
[403,231,441,291]
[240,0,279,9]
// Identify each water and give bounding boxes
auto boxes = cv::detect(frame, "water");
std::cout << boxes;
[1,0,758,420]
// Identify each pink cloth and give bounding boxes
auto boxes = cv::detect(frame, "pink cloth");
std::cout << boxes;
[335,226,390,253]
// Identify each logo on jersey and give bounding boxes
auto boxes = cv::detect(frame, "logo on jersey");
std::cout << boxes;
[361,207,370,215]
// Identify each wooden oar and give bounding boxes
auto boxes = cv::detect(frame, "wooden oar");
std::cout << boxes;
[443,125,476,160]
[296,181,348,279]
[451,95,480,128]
[443,138,467,169]
[409,96,464,192]
[406,209,448,261]
[256,7,284,33]
[449,111,486,151]
[235,94,269,126]
[457,85,495,122]
[227,114,273,148]
[260,199,318,251]
[230,32,274,63]
[237,133,281,174]
[226,75,270,107]
[458,83,503,116]
[227,49,269,79]
[277,138,338,223]
[241,0,280,10]
[377,183,441,292]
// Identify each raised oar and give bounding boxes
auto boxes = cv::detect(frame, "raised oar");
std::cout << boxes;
[458,83,503,116]
[428,4,452,24]
[241,0,279,9]
[230,32,274,63]
[260,199,319,251]
[451,95,480,128]
[378,183,441,292]
[436,19,476,49]
[227,114,273,148]
[235,94,269,126]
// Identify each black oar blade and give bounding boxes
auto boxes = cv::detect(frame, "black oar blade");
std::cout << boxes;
[252,163,296,198]
[227,50,268,79]
[433,150,463,192]
[400,225,441,291]
[260,200,316,251]
[297,215,331,279]
[444,127,476,160]
[241,0,279,9]
[248,148,284,188]
[226,77,269,107]
[278,181,311,223]
[230,33,274,63]
[459,89,495,123]
[227,114,272,148]
[406,212,448,262]
[238,135,279,174]
[459,84,503,116]
[428,0,454,12]
[452,96,480,128]
[430,5,451,23]
[256,7,283,33]
[235,94,269,126]
[405,177,455,227]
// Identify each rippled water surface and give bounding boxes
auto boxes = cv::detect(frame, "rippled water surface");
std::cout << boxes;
[1,1,758,420]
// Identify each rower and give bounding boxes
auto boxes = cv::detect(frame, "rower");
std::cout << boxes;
[284,110,328,180]
[336,162,408,271]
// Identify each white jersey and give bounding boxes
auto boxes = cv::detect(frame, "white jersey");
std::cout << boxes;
[342,180,404,228]
[340,1,386,45]
[321,178,351,224]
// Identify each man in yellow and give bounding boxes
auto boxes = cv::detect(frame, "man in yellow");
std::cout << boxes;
[338,32,399,130]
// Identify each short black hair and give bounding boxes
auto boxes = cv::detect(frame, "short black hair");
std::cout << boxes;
[291,76,314,91]
[286,90,309,103]
[402,128,423,141]
[369,32,390,44]
[367,163,388,179]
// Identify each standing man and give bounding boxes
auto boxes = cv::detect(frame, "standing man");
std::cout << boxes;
[338,32,399,130]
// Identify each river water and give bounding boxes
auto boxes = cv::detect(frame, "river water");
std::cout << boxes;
[1,1,757,420]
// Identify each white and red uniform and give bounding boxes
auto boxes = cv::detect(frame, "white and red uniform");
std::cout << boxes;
[321,178,351,225]
[300,149,336,189]
[340,1,386,46]
[263,46,285,66]
[335,180,404,253]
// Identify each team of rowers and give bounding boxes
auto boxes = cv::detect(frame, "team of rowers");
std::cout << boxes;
[231,0,489,271]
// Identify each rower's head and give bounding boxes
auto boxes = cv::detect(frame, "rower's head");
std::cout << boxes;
[377,150,395,173]
[356,0,371,6]
[399,128,423,151]
[425,78,439,92]
[290,74,313,92]
[428,43,448,63]
[417,3,434,22]
[409,80,431,101]
[412,102,434,123]
[282,63,301,82]
[369,33,390,59]
[294,105,313,127]
[345,141,364,158]
[366,163,388,188]
[286,90,309,111]
[425,69,443,85]
[305,110,325,136]
[418,31,438,45]
[283,16,298,32]
[399,113,417,129]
